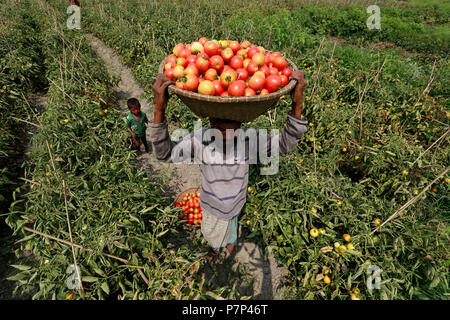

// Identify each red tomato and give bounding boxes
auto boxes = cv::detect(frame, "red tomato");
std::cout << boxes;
[265,54,273,66]
[230,56,244,70]
[246,61,259,74]
[228,80,246,96]
[273,56,287,70]
[164,68,174,80]
[229,41,241,53]
[186,55,198,65]
[271,51,282,57]
[166,54,177,64]
[199,37,208,46]
[281,67,292,77]
[204,41,219,56]
[164,62,172,71]
[173,43,185,56]
[236,49,247,59]
[247,46,260,59]
[209,55,224,71]
[175,80,185,90]
[222,65,233,72]
[259,65,270,78]
[245,88,256,96]
[204,68,218,81]
[196,54,210,72]
[220,91,230,97]
[178,48,191,58]
[188,219,194,225]
[198,80,215,95]
[184,65,199,76]
[252,53,265,67]
[269,67,279,76]
[173,65,185,78]
[220,69,237,88]
[260,88,270,95]
[280,75,288,86]
[236,68,249,81]
[175,57,188,68]
[265,75,282,92]
[248,74,265,91]
[221,48,234,63]
[184,74,199,91]
[240,40,251,49]
[212,80,224,96]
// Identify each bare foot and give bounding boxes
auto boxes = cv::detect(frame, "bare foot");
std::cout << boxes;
[226,243,235,255]
[206,248,220,263]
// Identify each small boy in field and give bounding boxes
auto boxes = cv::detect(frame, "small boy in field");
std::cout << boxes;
[125,98,150,156]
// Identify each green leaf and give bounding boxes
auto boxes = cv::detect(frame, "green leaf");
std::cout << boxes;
[7,272,27,281]
[82,276,99,282]
[101,282,110,295]
[10,264,31,271]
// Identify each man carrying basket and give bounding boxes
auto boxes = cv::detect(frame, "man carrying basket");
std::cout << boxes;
[150,70,307,261]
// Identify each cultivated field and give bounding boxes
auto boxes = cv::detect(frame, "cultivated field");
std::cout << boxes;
[1,0,448,300]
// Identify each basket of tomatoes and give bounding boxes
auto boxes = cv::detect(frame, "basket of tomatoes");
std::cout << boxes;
[174,187,202,226]
[158,38,298,123]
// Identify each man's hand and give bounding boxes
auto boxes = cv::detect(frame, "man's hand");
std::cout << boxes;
[152,74,173,123]
[289,70,306,118]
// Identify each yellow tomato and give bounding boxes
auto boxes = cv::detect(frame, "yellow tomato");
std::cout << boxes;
[373,218,381,225]
[311,207,317,214]
[350,294,360,300]
[338,245,347,253]
[352,287,360,295]
[66,292,74,300]
[323,275,331,284]
[309,228,319,238]
[346,243,355,250]
[343,234,351,242]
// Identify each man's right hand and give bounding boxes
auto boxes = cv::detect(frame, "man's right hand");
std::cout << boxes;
[152,74,173,116]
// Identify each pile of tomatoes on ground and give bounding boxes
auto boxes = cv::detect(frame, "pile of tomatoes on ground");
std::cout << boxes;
[163,38,293,96]
[174,191,202,225]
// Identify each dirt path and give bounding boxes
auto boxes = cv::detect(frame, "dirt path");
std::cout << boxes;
[86,34,286,300]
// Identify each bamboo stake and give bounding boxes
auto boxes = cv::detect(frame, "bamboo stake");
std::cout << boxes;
[20,226,129,264]
[10,116,41,128]
[370,167,449,235]
[412,128,449,166]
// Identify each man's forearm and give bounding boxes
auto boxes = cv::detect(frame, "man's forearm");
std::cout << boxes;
[153,109,165,124]
[290,93,303,118]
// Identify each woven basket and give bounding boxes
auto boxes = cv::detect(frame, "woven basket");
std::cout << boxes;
[175,186,201,227]
[174,186,201,205]
[158,57,298,122]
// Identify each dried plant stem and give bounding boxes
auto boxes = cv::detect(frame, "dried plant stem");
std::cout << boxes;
[20,226,129,264]
[412,128,449,166]
[10,116,41,128]
[370,167,449,235]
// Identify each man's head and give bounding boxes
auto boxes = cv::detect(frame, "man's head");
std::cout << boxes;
[209,118,242,138]
[127,98,141,116]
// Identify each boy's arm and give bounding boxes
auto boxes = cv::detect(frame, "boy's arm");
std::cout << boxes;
[124,117,137,139]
